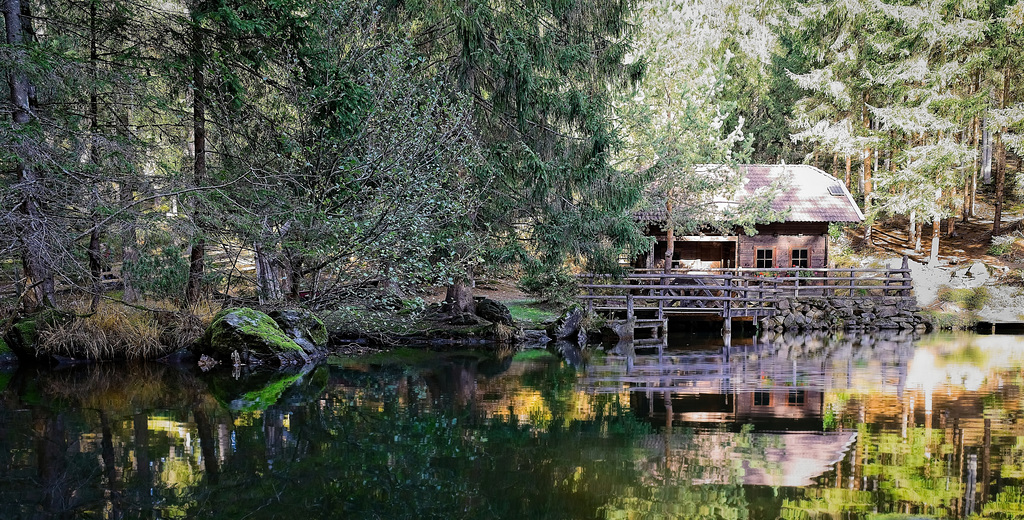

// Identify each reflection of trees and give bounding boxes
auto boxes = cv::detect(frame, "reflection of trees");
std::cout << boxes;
[600,427,757,519]
[0,364,222,518]
[5,338,1024,519]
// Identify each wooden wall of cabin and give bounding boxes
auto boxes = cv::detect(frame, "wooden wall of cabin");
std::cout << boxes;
[638,239,736,269]
[737,222,830,269]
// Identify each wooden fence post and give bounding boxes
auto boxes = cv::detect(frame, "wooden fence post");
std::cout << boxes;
[901,255,912,299]
[626,293,634,320]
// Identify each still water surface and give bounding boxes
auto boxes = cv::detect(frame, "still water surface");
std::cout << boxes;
[2,331,1024,519]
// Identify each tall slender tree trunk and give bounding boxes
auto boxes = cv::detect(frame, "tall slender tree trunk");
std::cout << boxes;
[87,1,103,311]
[930,213,940,264]
[663,200,674,274]
[909,210,916,249]
[88,219,103,310]
[5,0,54,311]
[947,198,956,237]
[120,178,139,302]
[862,97,873,245]
[186,15,207,304]
[845,155,852,189]
[993,70,1010,235]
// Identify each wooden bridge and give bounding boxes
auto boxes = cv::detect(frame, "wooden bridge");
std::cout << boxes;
[580,256,914,339]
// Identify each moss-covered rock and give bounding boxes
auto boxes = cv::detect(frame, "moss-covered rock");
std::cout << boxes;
[268,309,328,353]
[203,364,328,412]
[3,309,74,362]
[475,298,514,326]
[196,307,312,367]
[0,336,16,367]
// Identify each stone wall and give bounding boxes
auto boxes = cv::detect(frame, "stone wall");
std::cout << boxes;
[759,296,931,333]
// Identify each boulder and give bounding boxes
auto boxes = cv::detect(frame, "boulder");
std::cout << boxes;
[520,329,552,349]
[3,309,74,362]
[447,312,488,326]
[602,317,635,342]
[197,308,312,367]
[268,309,328,354]
[546,307,585,341]
[0,337,16,367]
[475,298,514,326]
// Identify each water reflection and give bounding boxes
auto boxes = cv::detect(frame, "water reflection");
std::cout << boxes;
[0,332,1023,518]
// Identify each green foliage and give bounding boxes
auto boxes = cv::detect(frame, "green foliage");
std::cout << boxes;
[990,235,1019,256]
[921,309,979,331]
[518,265,580,307]
[506,301,560,327]
[124,246,189,302]
[395,0,650,279]
[936,286,990,311]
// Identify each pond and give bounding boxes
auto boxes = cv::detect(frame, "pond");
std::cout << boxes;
[2,330,1024,519]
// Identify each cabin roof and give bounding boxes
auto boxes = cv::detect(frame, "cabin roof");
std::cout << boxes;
[738,164,864,223]
[636,164,864,224]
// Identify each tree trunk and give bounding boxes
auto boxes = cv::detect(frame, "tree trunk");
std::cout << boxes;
[5,0,54,311]
[186,13,207,304]
[120,181,139,303]
[287,253,303,301]
[444,277,475,315]
[909,210,916,249]
[947,198,956,236]
[994,132,1006,235]
[88,3,102,312]
[845,155,852,189]
[993,70,1010,235]
[255,241,284,304]
[863,193,872,245]
[89,220,103,311]
[930,213,940,264]
[863,95,873,199]
[663,200,674,274]
[861,101,873,246]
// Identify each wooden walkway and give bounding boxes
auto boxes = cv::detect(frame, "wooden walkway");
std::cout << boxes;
[580,256,914,337]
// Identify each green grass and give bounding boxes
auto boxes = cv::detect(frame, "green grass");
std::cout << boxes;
[936,286,990,311]
[506,300,559,327]
[512,349,557,361]
[921,309,979,331]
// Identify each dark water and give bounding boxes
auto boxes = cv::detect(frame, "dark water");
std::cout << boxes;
[2,331,1024,519]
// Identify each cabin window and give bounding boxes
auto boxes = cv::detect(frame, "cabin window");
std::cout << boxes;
[753,392,770,406]
[787,390,805,405]
[791,249,809,268]
[755,249,773,269]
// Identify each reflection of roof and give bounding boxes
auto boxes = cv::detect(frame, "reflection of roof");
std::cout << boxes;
[641,431,858,487]
[637,164,864,224]
[739,164,863,222]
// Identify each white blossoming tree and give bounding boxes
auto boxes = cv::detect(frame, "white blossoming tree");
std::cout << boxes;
[788,0,1022,261]
[619,0,786,272]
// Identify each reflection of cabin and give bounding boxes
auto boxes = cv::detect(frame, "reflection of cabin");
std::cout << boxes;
[637,165,863,270]
[631,388,826,431]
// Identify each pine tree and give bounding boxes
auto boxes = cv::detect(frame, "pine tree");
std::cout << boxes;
[396,0,650,308]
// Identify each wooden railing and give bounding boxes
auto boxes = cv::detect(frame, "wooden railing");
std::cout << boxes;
[580,256,914,322]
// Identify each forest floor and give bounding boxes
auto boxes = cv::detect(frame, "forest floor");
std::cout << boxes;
[847,197,1024,322]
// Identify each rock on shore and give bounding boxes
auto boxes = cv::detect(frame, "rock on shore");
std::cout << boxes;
[759,296,931,333]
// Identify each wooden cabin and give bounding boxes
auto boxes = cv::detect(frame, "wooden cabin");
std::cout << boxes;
[638,164,863,271]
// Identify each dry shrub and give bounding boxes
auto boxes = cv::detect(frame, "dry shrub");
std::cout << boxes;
[158,310,207,350]
[38,302,171,360]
